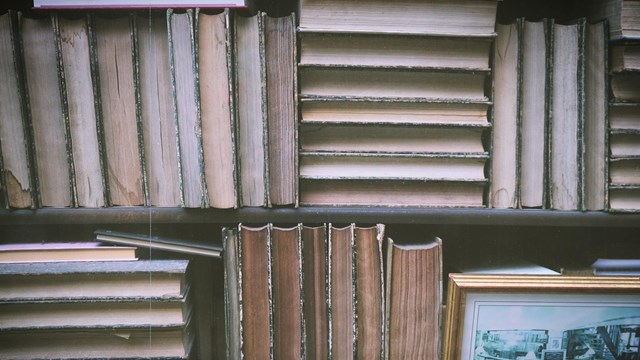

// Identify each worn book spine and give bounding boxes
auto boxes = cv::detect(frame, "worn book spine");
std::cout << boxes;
[238,224,273,359]
[91,13,145,206]
[270,224,304,359]
[327,223,356,359]
[223,227,241,360]
[384,237,442,360]
[136,11,181,207]
[265,12,297,207]
[197,8,238,209]
[0,10,36,209]
[584,20,608,211]
[354,224,385,360]
[20,13,73,208]
[168,9,207,208]
[54,14,107,208]
[491,19,522,209]
[519,19,551,209]
[301,224,328,360]
[235,12,268,207]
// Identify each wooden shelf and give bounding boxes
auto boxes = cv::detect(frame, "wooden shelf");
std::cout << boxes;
[1,207,639,227]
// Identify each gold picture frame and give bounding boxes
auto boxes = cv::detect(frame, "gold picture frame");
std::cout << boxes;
[443,274,640,360]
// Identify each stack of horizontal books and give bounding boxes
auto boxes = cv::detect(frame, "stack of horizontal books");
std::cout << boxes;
[0,245,194,359]
[296,0,498,207]
[589,0,640,212]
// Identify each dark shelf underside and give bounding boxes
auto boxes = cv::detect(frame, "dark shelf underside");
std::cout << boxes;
[1,207,639,227]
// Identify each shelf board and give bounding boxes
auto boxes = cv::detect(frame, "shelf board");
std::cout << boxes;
[1,207,639,227]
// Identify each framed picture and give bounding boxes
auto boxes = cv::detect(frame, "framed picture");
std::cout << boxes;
[442,274,640,360]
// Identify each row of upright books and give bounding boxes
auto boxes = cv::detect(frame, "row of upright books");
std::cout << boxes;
[0,8,297,209]
[1,0,639,211]
[222,223,443,359]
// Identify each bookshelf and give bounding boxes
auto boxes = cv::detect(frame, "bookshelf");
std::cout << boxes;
[1,0,640,359]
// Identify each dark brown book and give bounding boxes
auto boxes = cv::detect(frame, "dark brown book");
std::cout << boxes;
[271,225,303,359]
[265,13,297,206]
[328,223,355,359]
[301,225,329,360]
[354,224,385,360]
[385,237,442,359]
[239,224,271,359]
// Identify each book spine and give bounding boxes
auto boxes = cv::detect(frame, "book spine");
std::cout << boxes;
[376,224,385,360]
[226,9,240,209]
[383,237,394,360]
[223,227,241,360]
[577,18,586,212]
[86,12,110,207]
[326,223,333,360]
[259,12,270,207]
[267,224,275,360]
[51,13,78,208]
[191,8,208,208]
[514,18,523,209]
[603,20,610,212]
[543,18,553,209]
[130,13,150,207]
[236,224,245,359]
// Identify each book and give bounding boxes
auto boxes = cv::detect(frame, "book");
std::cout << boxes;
[235,13,268,207]
[354,224,385,360]
[327,223,355,359]
[300,125,485,153]
[33,0,248,8]
[299,153,487,182]
[0,242,137,263]
[300,68,487,101]
[384,237,442,359]
[94,229,222,258]
[0,10,35,209]
[0,259,189,301]
[519,19,551,209]
[608,103,640,212]
[298,0,498,37]
[168,9,207,208]
[299,32,492,70]
[92,13,145,206]
[591,258,640,276]
[222,227,241,360]
[0,297,191,330]
[300,179,486,207]
[265,13,297,206]
[270,225,303,359]
[0,327,194,359]
[301,225,328,360]
[583,20,608,211]
[611,43,640,72]
[588,0,640,40]
[136,11,181,207]
[549,20,585,211]
[491,19,522,209]
[610,72,640,101]
[55,14,106,208]
[197,8,237,209]
[20,13,73,208]
[238,224,272,358]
